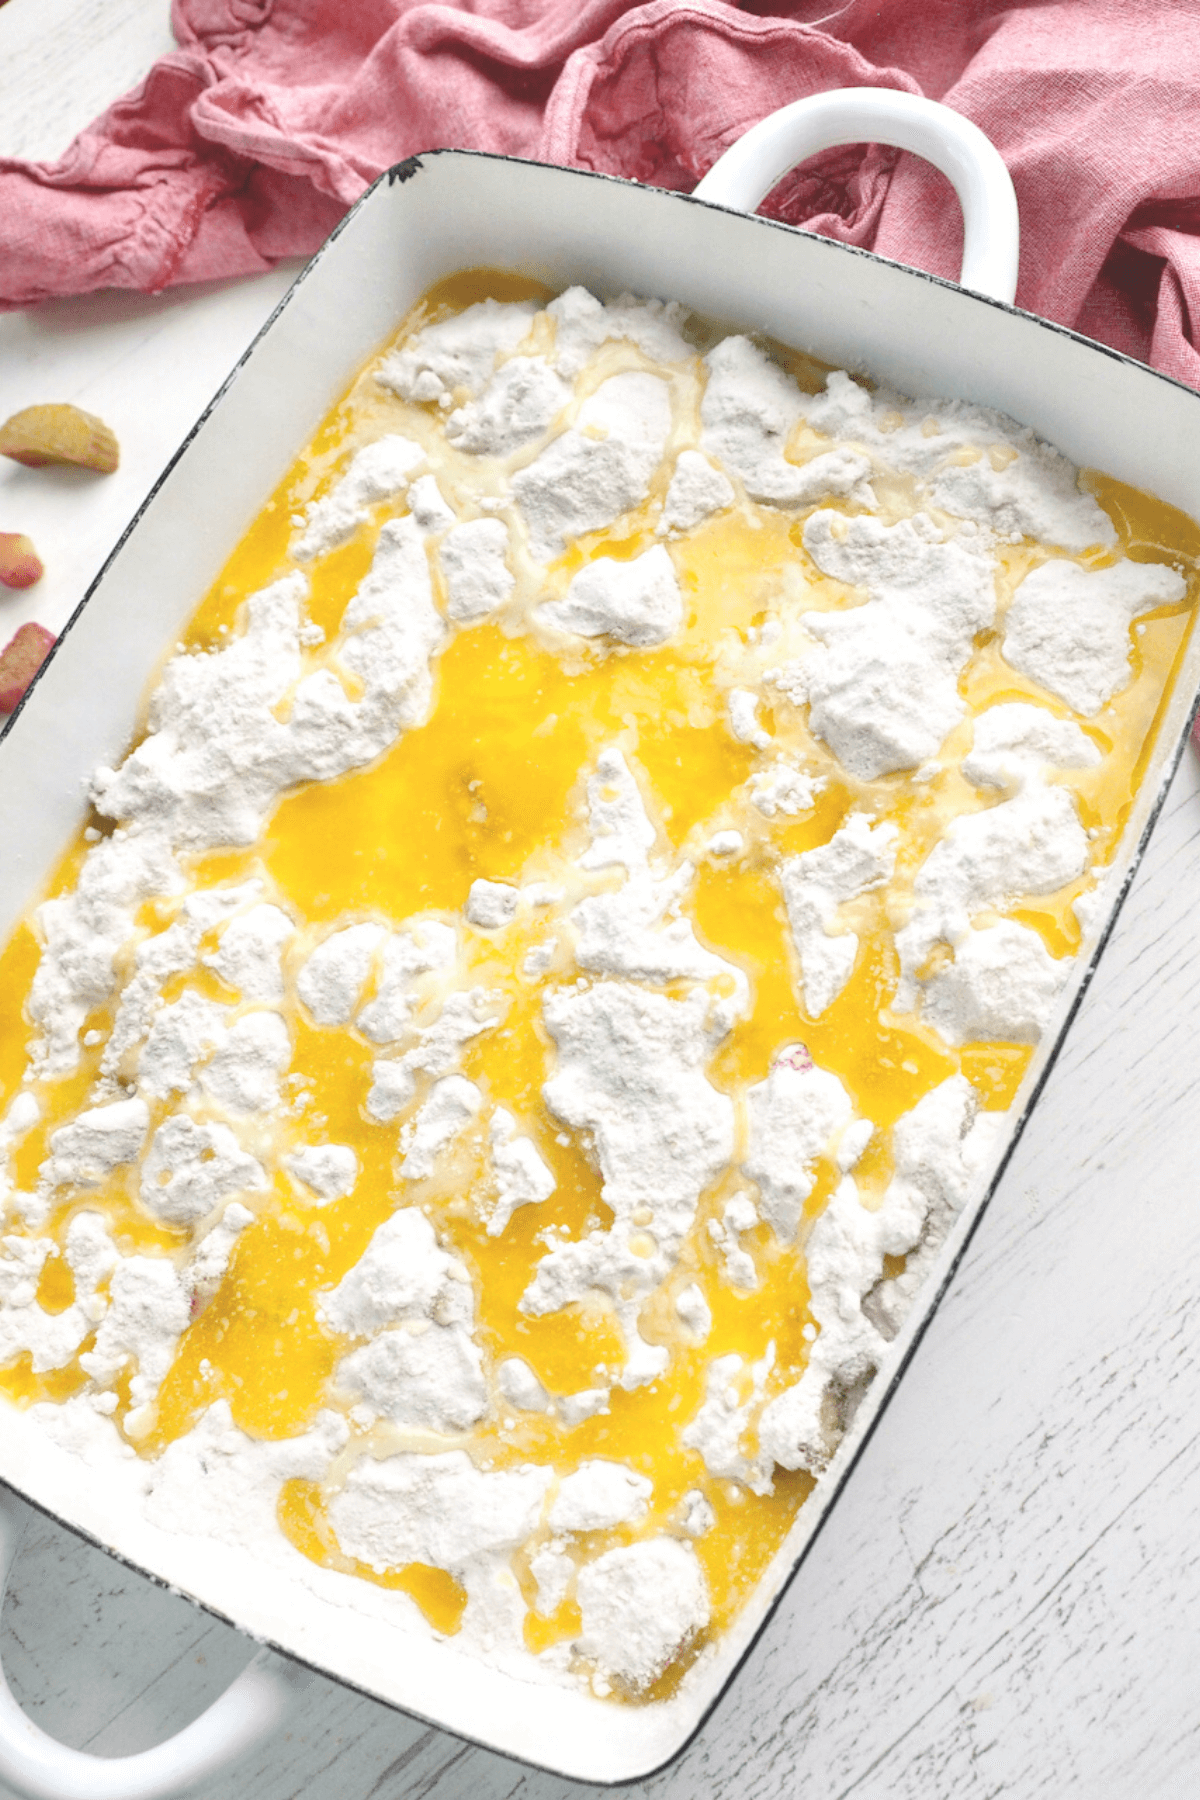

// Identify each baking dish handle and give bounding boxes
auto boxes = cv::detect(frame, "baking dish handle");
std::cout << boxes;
[693,86,1020,304]
[0,1486,305,1800]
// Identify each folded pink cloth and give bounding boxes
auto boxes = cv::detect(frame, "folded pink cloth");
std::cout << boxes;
[3,0,1200,390]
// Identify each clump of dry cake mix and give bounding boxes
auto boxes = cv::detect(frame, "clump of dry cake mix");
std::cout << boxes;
[0,285,1191,1702]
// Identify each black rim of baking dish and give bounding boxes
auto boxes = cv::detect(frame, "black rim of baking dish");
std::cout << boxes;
[1,147,1199,1786]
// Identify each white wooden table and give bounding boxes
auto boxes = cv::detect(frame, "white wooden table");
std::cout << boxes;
[3,6,1200,1795]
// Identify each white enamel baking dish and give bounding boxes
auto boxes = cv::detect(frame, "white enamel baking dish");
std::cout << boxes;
[0,88,1198,1798]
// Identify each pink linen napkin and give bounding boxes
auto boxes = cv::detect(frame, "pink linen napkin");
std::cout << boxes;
[2,0,1200,388]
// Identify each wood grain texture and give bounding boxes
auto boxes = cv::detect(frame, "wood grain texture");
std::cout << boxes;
[3,5,1200,1796]
[0,0,173,163]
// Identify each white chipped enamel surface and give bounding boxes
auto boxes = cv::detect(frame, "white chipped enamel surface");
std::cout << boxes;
[0,278,1191,1718]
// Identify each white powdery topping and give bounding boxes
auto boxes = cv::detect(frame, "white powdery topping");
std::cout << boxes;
[138,991,228,1099]
[377,299,537,405]
[538,986,732,1254]
[743,1053,854,1241]
[569,750,747,1020]
[189,1202,254,1288]
[558,1387,610,1426]
[961,701,1101,790]
[92,525,445,853]
[895,715,1091,1026]
[747,761,819,819]
[804,369,998,477]
[141,1115,265,1225]
[876,1076,1000,1319]
[27,1394,139,1464]
[487,1109,555,1237]
[91,578,303,849]
[65,1210,120,1296]
[759,1077,1001,1475]
[780,814,898,1017]
[1003,557,1187,715]
[1074,869,1118,944]
[99,883,257,1091]
[44,1097,148,1190]
[0,1092,38,1149]
[521,938,557,979]
[497,1356,549,1412]
[356,921,456,1045]
[326,1212,484,1431]
[699,336,800,501]
[330,1450,551,1574]
[465,880,518,930]
[796,510,997,780]
[284,1144,358,1201]
[571,861,741,1001]
[576,1538,709,1691]
[549,1459,652,1532]
[657,451,735,535]
[708,1191,759,1291]
[446,357,569,457]
[838,1118,875,1173]
[297,923,386,1026]
[799,368,877,441]
[682,1344,775,1494]
[701,336,872,508]
[292,435,425,561]
[547,286,693,380]
[0,1213,117,1373]
[319,1208,469,1336]
[539,544,683,648]
[199,1011,291,1115]
[922,919,1067,1045]
[366,989,502,1122]
[80,1255,191,1419]
[0,1094,38,1212]
[675,1282,712,1340]
[334,514,447,739]
[144,1401,348,1547]
[28,831,180,1080]
[579,747,656,873]
[679,1490,716,1537]
[728,688,771,750]
[530,1544,573,1615]
[931,450,1117,553]
[511,372,672,563]
[337,1323,488,1433]
[523,982,733,1389]
[399,1076,482,1180]
[805,370,1116,555]
[901,705,1098,1045]
[406,475,457,535]
[206,904,294,1004]
[439,519,515,624]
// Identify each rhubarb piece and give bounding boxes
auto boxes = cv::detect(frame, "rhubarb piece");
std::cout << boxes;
[0,533,43,589]
[0,404,119,473]
[0,622,55,713]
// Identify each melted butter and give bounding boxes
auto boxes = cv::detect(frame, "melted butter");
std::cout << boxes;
[34,1250,75,1315]
[0,271,1196,1694]
[277,1475,468,1635]
[0,1353,89,1407]
[0,924,37,1107]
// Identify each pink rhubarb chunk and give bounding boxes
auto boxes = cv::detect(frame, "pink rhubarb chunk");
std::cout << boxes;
[0,532,43,590]
[0,622,55,713]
